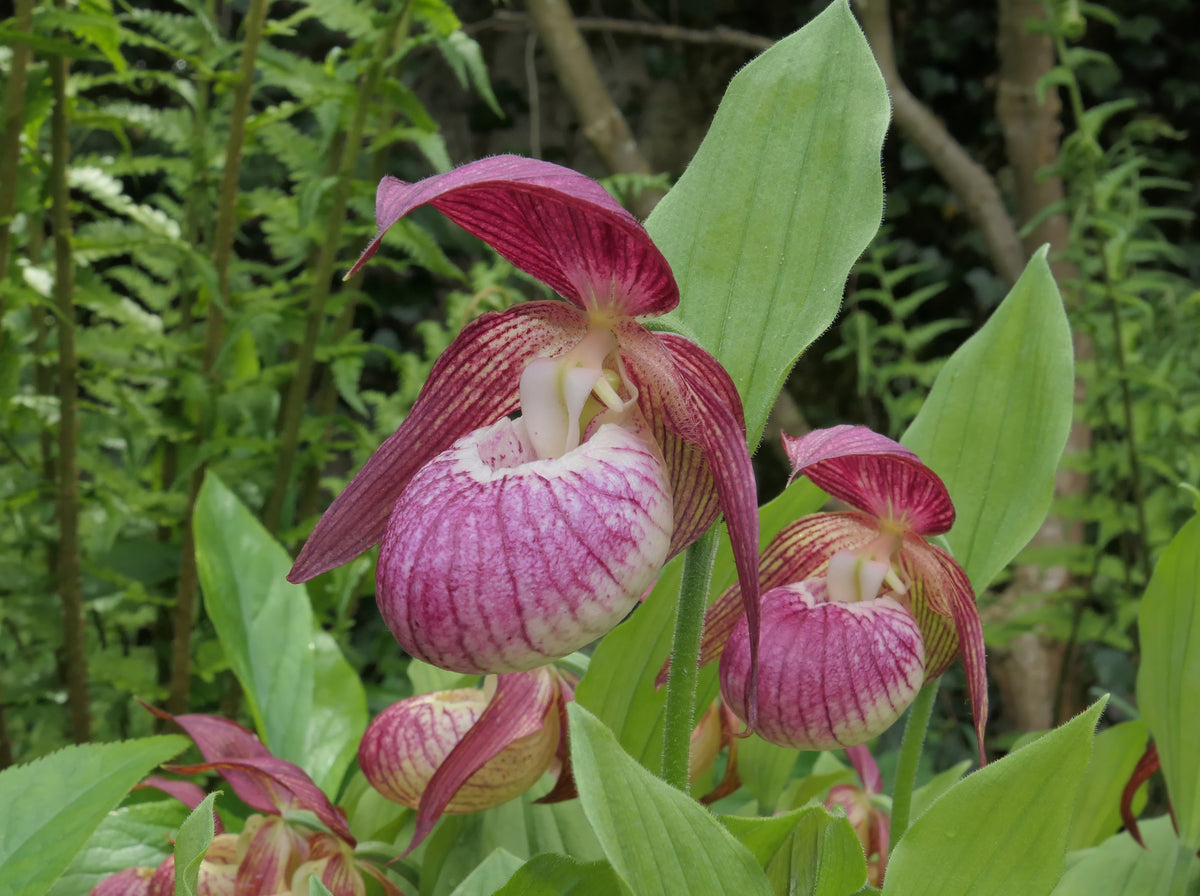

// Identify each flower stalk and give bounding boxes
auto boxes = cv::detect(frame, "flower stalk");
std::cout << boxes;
[887,679,939,852]
[662,527,719,790]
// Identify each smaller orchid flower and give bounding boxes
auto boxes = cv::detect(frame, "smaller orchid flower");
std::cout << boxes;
[826,744,891,887]
[287,156,760,703]
[358,666,569,853]
[709,426,987,762]
[89,706,406,896]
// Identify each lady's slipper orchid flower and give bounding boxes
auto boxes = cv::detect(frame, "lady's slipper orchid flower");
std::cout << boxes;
[287,155,760,686]
[359,666,569,852]
[711,426,987,762]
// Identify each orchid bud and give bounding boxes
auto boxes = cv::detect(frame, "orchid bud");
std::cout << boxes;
[720,581,925,750]
[359,673,561,817]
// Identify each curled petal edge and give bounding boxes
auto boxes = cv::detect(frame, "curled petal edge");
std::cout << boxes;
[348,155,679,318]
[290,302,588,582]
[783,426,955,536]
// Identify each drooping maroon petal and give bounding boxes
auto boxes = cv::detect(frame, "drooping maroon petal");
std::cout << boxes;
[783,426,955,536]
[621,325,761,722]
[900,537,988,766]
[347,155,679,318]
[1120,741,1160,849]
[411,671,560,852]
[136,775,225,834]
[691,512,880,675]
[720,582,925,750]
[844,743,883,796]
[289,301,588,582]
[165,756,354,845]
[375,416,673,673]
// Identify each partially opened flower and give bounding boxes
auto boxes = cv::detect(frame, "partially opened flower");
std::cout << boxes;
[826,744,890,887]
[711,426,987,761]
[288,156,760,690]
[95,706,406,896]
[359,666,569,852]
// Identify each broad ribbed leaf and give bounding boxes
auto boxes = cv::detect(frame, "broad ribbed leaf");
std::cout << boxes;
[1051,819,1200,896]
[47,801,189,896]
[195,473,313,764]
[1136,512,1200,850]
[446,848,525,896]
[884,698,1106,896]
[648,0,887,445]
[493,854,629,896]
[0,736,187,896]
[760,807,867,896]
[306,631,368,796]
[901,248,1073,590]
[567,704,772,896]
[174,792,218,896]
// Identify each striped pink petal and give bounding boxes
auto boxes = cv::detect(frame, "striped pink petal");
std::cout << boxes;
[719,581,925,750]
[235,815,309,895]
[358,670,562,854]
[289,302,588,583]
[783,426,954,536]
[900,537,988,765]
[165,755,354,845]
[90,867,155,896]
[376,415,672,673]
[347,155,679,318]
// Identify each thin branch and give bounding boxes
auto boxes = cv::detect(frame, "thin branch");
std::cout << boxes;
[50,3,92,744]
[524,0,661,217]
[0,0,34,293]
[473,9,772,53]
[853,0,1026,285]
[169,0,272,716]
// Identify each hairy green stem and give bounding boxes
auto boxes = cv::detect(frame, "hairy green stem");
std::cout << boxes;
[50,18,92,744]
[661,527,720,790]
[263,6,410,534]
[168,0,271,715]
[888,679,939,851]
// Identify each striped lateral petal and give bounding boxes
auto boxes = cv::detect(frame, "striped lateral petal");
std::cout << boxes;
[719,581,925,750]
[289,302,588,583]
[348,155,679,318]
[358,669,563,854]
[899,537,988,766]
[783,425,955,536]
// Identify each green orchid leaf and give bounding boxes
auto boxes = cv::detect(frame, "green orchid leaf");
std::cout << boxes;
[762,806,868,896]
[884,698,1106,896]
[194,472,314,768]
[175,791,219,896]
[305,631,368,796]
[446,848,526,896]
[0,736,187,896]
[1136,512,1200,851]
[567,704,772,896]
[1068,720,1149,850]
[308,877,335,896]
[736,735,800,815]
[48,800,190,896]
[647,0,887,445]
[901,247,1074,590]
[493,854,629,896]
[908,759,972,822]
[722,803,868,896]
[901,247,1073,589]
[1052,819,1200,896]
